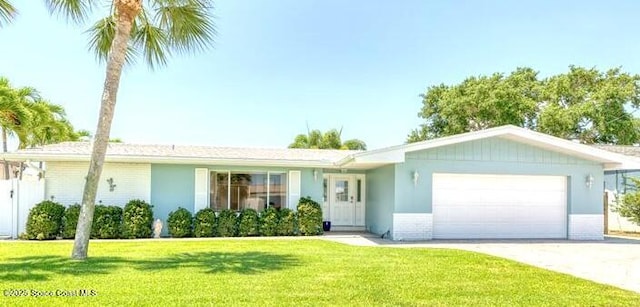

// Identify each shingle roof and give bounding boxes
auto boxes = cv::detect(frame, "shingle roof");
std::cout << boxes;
[592,145,640,158]
[9,142,358,164]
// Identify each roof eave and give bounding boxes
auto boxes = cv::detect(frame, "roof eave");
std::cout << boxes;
[0,153,337,168]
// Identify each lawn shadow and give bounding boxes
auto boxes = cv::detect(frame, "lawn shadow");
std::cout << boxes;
[0,256,125,282]
[0,252,300,282]
[133,251,300,275]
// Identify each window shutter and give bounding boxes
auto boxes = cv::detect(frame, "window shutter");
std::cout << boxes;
[194,168,209,212]
[288,170,301,209]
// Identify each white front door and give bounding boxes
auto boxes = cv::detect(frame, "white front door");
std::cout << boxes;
[325,174,365,226]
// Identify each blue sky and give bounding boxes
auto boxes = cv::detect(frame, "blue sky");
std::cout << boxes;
[1,0,640,150]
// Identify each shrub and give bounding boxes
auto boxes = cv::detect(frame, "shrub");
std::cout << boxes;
[194,208,216,237]
[237,208,259,237]
[617,183,640,226]
[91,205,123,239]
[277,208,297,236]
[259,207,279,236]
[216,209,237,237]
[122,199,154,238]
[26,200,65,240]
[167,207,193,238]
[297,196,323,236]
[61,204,81,239]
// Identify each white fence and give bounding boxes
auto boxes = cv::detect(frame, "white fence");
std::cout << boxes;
[0,179,45,238]
[605,190,640,233]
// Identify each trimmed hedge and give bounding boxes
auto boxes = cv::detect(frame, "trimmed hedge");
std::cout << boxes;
[259,207,279,236]
[26,200,66,240]
[237,208,259,237]
[194,208,216,237]
[167,207,193,238]
[91,205,123,239]
[122,199,154,238]
[61,204,81,239]
[216,209,237,237]
[277,208,297,236]
[297,197,323,236]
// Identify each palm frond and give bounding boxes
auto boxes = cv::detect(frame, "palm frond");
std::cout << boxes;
[132,16,171,69]
[86,15,116,62]
[43,0,95,23]
[0,0,17,26]
[154,0,216,54]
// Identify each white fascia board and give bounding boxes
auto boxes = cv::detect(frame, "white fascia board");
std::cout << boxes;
[0,153,336,168]
[500,131,634,164]
[351,125,635,166]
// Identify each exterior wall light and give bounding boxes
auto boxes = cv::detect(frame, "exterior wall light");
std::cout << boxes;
[413,170,420,186]
[107,177,117,192]
[586,174,594,189]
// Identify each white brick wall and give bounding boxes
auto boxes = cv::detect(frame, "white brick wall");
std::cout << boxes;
[568,214,604,240]
[45,162,151,206]
[392,213,433,240]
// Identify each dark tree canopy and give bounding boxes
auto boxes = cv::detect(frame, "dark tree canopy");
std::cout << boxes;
[408,66,640,145]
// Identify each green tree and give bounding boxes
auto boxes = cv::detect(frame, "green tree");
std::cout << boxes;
[35,0,215,260]
[40,0,215,259]
[0,78,37,178]
[408,66,640,145]
[537,66,640,144]
[289,128,367,150]
[408,67,540,141]
[616,178,640,226]
[0,0,16,27]
[20,100,79,148]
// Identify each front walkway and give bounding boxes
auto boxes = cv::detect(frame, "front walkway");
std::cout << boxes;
[321,232,640,293]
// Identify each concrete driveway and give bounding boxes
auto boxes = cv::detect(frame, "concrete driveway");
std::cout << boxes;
[323,234,640,293]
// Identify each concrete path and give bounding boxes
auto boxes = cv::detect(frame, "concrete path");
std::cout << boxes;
[321,233,640,293]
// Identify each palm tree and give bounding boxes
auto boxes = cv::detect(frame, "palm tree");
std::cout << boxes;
[20,100,79,148]
[0,77,38,178]
[0,0,16,27]
[289,128,367,150]
[41,0,215,259]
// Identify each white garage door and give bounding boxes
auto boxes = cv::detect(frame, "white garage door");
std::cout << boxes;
[432,173,567,239]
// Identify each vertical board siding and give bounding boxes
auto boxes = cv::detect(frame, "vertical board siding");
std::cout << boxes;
[389,137,603,215]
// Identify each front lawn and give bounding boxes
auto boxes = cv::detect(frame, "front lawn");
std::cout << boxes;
[0,239,638,306]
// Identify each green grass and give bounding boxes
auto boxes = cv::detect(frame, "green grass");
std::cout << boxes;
[0,239,638,306]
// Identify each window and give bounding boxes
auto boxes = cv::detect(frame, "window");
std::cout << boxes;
[323,178,328,202]
[210,171,286,211]
[356,179,362,202]
[335,180,349,202]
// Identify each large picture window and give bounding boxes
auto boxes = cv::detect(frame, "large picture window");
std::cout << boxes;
[210,171,287,211]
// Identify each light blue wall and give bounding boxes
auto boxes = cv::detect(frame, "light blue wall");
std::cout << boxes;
[393,137,604,215]
[150,164,323,225]
[365,164,395,235]
[150,164,197,236]
[604,170,640,193]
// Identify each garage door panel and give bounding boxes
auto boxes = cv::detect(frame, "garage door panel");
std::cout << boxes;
[432,173,567,239]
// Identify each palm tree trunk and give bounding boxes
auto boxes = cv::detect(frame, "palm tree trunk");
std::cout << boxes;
[2,128,9,179]
[72,1,142,260]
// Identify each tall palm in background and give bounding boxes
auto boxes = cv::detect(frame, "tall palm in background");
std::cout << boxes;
[289,128,367,150]
[0,78,35,178]
[31,0,216,259]
[20,100,79,148]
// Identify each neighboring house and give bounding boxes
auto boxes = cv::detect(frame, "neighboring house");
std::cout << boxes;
[592,145,640,233]
[1,125,636,240]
